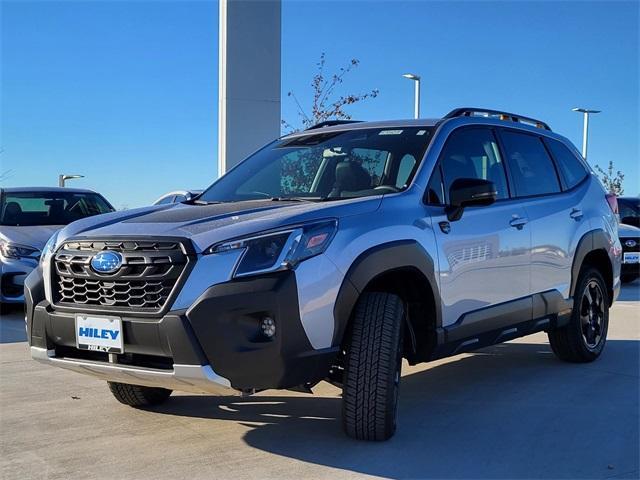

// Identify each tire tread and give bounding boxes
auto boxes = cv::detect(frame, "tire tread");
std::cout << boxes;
[108,382,172,407]
[342,292,404,441]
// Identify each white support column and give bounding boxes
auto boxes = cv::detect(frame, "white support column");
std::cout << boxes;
[582,111,589,160]
[218,0,281,176]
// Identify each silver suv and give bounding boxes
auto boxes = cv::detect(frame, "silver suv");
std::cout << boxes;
[26,108,622,441]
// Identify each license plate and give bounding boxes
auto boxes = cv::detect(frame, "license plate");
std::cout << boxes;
[623,252,640,264]
[75,315,123,354]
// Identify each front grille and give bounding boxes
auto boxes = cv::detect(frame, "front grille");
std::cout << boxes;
[53,239,191,314]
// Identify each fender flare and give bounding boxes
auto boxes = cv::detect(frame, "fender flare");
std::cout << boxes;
[332,240,442,345]
[570,229,612,298]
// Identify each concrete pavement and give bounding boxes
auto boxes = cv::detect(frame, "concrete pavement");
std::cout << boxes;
[1,281,638,480]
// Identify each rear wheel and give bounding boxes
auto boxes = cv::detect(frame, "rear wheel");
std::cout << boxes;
[342,292,404,441]
[548,267,609,363]
[108,382,172,407]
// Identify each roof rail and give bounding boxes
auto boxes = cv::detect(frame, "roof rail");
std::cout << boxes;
[444,108,551,131]
[305,120,363,131]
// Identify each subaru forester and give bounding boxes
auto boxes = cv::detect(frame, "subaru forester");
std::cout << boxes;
[26,108,621,441]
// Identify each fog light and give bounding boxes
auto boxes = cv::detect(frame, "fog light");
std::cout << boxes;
[261,317,276,338]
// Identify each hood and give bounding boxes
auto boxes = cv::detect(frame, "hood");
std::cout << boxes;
[0,225,63,251]
[619,223,640,238]
[56,197,382,252]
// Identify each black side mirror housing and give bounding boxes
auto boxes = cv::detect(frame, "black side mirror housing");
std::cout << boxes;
[446,178,497,221]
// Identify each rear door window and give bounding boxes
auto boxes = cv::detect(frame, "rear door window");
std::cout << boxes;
[544,138,588,189]
[500,131,561,197]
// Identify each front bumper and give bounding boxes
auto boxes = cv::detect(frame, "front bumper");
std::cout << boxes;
[1,257,37,303]
[620,237,639,277]
[30,346,232,394]
[26,266,338,393]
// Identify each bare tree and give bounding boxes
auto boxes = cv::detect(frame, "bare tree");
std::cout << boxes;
[0,148,13,183]
[282,53,379,133]
[595,161,625,195]
[0,169,14,183]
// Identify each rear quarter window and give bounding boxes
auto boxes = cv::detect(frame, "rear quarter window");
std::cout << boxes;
[544,138,588,189]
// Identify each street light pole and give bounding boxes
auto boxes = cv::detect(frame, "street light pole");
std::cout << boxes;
[402,73,421,119]
[58,174,84,187]
[572,108,601,160]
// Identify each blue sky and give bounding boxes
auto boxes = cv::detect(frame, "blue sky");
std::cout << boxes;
[1,0,638,208]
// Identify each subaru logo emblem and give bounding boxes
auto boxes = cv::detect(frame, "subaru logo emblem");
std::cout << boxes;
[90,251,123,274]
[625,239,637,248]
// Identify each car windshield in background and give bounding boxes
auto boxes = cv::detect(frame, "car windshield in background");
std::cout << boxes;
[0,191,114,226]
[198,127,435,203]
[619,198,639,217]
[618,198,640,227]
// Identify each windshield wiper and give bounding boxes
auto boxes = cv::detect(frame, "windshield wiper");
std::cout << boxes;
[268,197,318,202]
[318,196,353,202]
[186,199,224,205]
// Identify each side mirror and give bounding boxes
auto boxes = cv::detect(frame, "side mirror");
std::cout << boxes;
[446,178,497,221]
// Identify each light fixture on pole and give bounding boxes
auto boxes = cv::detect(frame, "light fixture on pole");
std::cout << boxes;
[58,174,84,187]
[402,73,421,119]
[572,107,601,161]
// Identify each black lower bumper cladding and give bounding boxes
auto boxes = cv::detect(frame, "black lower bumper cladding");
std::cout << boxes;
[25,266,338,391]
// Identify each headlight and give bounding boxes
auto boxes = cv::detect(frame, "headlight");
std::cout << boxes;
[207,220,337,277]
[0,241,40,260]
[39,231,60,265]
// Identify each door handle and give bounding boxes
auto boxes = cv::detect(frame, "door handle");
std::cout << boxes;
[570,208,583,221]
[509,217,528,230]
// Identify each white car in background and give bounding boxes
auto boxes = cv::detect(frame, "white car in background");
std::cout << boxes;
[153,190,203,205]
[0,187,114,312]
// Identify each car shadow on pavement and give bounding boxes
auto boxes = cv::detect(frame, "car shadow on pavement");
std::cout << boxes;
[152,340,639,479]
[618,278,640,302]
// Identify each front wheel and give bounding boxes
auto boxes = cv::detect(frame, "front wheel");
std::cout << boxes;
[342,292,404,441]
[548,267,609,363]
[108,382,172,407]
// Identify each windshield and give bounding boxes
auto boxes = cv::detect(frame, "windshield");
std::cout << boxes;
[0,191,114,226]
[198,127,434,203]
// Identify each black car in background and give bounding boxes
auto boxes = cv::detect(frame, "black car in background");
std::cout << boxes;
[617,197,640,283]
[618,196,639,228]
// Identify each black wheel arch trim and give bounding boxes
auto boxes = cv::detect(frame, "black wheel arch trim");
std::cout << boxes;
[570,229,613,301]
[332,240,442,346]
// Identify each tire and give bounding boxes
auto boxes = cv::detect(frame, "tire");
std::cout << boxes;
[621,273,639,284]
[108,382,172,407]
[342,292,404,441]
[548,267,609,363]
